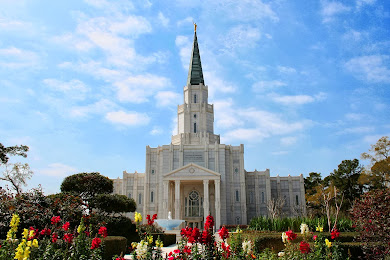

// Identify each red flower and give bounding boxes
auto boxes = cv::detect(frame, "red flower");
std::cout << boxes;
[51,216,61,225]
[115,258,125,260]
[299,241,311,254]
[218,226,229,240]
[221,242,231,259]
[173,249,180,254]
[52,233,58,243]
[98,226,108,238]
[40,228,51,236]
[91,237,101,249]
[204,215,214,230]
[85,231,90,237]
[313,235,318,241]
[63,233,74,244]
[286,230,297,241]
[200,229,212,245]
[331,228,340,240]
[62,222,70,231]
[191,227,200,243]
[183,246,191,254]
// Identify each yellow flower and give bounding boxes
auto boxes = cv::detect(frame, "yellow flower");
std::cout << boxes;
[27,241,32,247]
[148,235,153,244]
[325,239,332,248]
[155,240,163,248]
[131,242,138,249]
[316,225,323,232]
[22,229,29,240]
[10,214,20,228]
[23,246,31,259]
[134,212,142,223]
[32,239,39,248]
[28,229,35,239]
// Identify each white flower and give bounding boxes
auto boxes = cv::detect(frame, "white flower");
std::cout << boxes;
[278,251,285,257]
[135,240,148,259]
[281,232,288,243]
[300,223,309,234]
[242,240,252,255]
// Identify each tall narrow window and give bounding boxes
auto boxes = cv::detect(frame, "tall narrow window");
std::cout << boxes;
[235,190,239,202]
[194,94,197,103]
[151,191,154,203]
[235,217,240,225]
[296,195,299,205]
[138,193,142,205]
[261,192,265,203]
[194,123,197,133]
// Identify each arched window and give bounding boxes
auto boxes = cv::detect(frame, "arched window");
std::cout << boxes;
[151,191,154,203]
[194,123,197,133]
[194,94,197,103]
[185,190,202,217]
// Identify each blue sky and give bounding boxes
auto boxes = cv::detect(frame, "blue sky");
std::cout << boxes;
[1,0,389,194]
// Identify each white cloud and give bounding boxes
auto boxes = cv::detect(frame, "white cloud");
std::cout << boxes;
[0,47,39,69]
[337,126,374,135]
[321,1,351,23]
[40,163,78,177]
[115,74,171,103]
[252,80,287,92]
[214,98,244,129]
[281,136,297,146]
[105,110,150,126]
[277,66,296,74]
[345,113,364,121]
[269,92,326,105]
[43,79,90,100]
[344,55,390,83]
[177,17,194,27]
[158,12,169,27]
[150,126,163,135]
[205,71,236,98]
[70,99,117,118]
[222,25,261,52]
[155,91,181,107]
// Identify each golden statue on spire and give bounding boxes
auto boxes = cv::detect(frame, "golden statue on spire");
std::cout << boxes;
[193,22,197,32]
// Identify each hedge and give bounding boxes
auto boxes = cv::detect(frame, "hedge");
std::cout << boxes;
[103,236,127,260]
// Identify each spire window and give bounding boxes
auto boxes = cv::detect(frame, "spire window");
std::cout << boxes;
[194,94,197,103]
[194,123,197,133]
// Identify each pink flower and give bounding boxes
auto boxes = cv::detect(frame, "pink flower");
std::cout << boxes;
[91,237,101,249]
[62,222,70,231]
[313,235,318,241]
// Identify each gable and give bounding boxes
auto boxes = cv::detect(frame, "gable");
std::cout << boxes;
[163,163,220,180]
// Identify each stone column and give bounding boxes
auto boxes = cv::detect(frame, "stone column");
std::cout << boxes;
[203,180,209,223]
[215,179,221,229]
[175,180,181,219]
[163,180,169,219]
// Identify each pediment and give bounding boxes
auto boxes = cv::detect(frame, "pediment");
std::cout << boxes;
[163,163,220,180]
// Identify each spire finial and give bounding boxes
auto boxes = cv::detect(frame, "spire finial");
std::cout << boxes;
[193,22,197,32]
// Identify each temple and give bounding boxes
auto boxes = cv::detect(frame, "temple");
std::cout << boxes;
[113,29,306,229]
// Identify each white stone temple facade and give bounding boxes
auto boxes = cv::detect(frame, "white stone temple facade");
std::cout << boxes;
[113,30,306,229]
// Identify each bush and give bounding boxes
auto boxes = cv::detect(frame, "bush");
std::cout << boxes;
[102,236,127,260]
[351,188,390,259]
[102,216,138,246]
[90,194,136,214]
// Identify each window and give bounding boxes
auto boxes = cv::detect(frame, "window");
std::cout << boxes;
[261,192,265,203]
[151,169,155,174]
[296,195,299,205]
[151,191,154,203]
[235,217,240,225]
[194,123,197,133]
[234,168,238,174]
[138,193,142,205]
[128,193,132,198]
[249,191,254,204]
[235,190,239,202]
[194,114,196,118]
[185,191,202,217]
[194,94,197,103]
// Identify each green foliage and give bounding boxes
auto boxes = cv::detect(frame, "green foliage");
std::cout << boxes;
[91,194,136,215]
[0,143,29,165]
[60,172,113,201]
[249,216,354,232]
[102,236,127,260]
[101,216,138,245]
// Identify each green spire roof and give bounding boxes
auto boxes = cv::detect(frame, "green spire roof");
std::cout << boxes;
[187,32,204,86]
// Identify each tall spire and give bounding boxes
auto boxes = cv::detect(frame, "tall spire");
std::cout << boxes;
[187,27,204,86]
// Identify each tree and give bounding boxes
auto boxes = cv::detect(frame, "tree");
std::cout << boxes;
[0,143,29,165]
[90,194,136,216]
[361,136,390,189]
[0,163,33,194]
[267,197,285,219]
[60,172,113,202]
[304,172,324,217]
[327,159,363,212]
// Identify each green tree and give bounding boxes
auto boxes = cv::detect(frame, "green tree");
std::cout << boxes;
[90,194,136,216]
[361,136,390,189]
[60,172,113,202]
[0,143,29,165]
[327,159,364,212]
[304,172,324,217]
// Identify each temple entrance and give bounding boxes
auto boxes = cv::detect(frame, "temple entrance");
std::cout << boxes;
[184,190,204,228]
